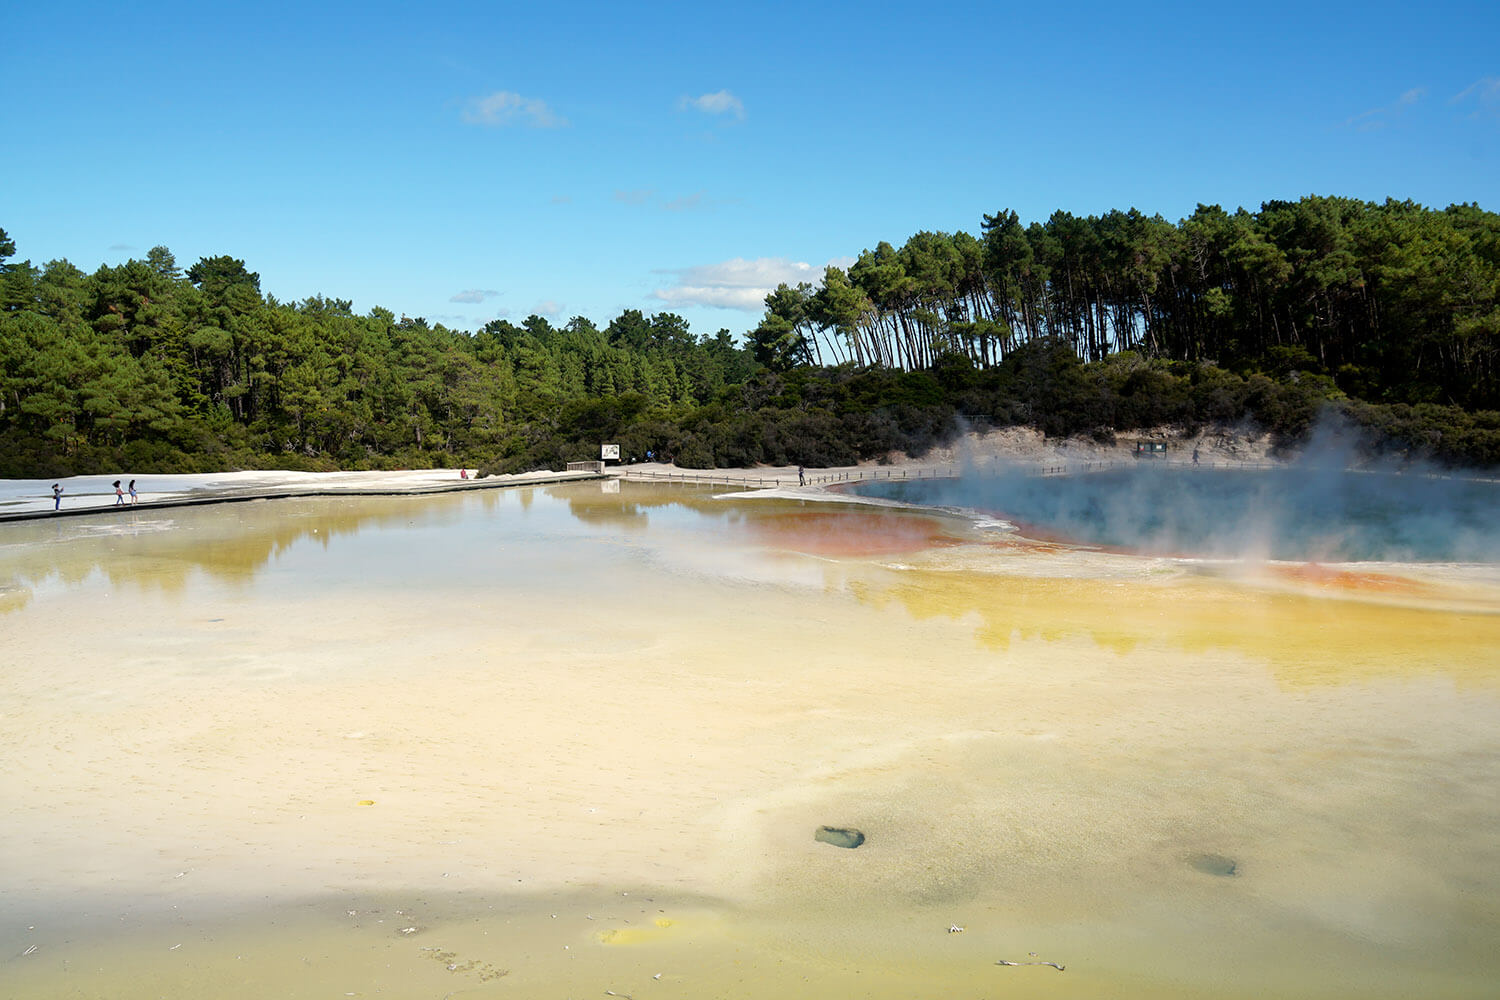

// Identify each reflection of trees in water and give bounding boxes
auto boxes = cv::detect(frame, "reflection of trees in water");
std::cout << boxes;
[0,578,32,613]
[0,496,475,607]
[5,486,739,610]
[3,485,748,609]
[857,569,1500,688]
[545,483,743,531]
[551,488,651,530]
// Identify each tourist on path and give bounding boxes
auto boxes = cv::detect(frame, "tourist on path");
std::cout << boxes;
[113,480,125,506]
[128,479,138,504]
[52,484,63,511]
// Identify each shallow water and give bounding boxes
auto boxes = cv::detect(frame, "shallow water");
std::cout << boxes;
[2,482,1498,998]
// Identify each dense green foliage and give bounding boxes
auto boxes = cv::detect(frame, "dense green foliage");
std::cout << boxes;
[3,195,1500,478]
[0,232,759,475]
[753,197,1500,411]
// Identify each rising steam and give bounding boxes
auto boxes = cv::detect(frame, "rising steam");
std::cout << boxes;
[865,415,1500,563]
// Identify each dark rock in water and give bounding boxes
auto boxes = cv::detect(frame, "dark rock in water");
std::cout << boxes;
[815,825,865,849]
[1189,853,1238,877]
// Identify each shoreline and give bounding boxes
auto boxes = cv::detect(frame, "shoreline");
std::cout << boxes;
[0,425,1278,521]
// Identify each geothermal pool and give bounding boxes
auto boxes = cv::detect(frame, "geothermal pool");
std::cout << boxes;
[848,464,1500,562]
[2,480,1498,999]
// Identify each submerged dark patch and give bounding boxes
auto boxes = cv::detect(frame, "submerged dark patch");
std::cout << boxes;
[815,826,865,849]
[1189,853,1238,877]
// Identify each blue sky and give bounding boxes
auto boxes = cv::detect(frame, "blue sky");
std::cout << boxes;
[4,0,1497,340]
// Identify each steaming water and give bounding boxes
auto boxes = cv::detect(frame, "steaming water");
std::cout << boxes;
[849,465,1500,562]
[2,482,1498,999]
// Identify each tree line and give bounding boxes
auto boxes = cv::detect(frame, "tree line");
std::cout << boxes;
[0,230,759,475]
[750,196,1500,412]
[3,195,1500,479]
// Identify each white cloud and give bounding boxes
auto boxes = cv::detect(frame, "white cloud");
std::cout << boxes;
[650,257,846,311]
[615,189,736,212]
[1452,76,1500,116]
[450,289,501,304]
[1344,86,1425,131]
[462,91,566,128]
[532,300,563,316]
[678,89,745,120]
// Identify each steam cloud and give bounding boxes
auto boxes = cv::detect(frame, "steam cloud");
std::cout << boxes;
[858,415,1500,564]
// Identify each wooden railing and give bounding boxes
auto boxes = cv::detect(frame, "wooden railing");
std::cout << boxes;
[622,458,1281,488]
[622,466,954,488]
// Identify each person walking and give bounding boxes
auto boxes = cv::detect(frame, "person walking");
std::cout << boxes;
[128,479,138,504]
[113,480,125,506]
[798,465,806,486]
[52,483,63,511]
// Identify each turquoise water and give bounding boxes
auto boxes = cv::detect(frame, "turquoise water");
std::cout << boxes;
[849,466,1500,562]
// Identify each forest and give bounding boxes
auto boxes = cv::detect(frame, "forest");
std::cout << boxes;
[2,194,1499,478]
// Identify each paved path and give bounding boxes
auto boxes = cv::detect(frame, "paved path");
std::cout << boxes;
[0,469,605,523]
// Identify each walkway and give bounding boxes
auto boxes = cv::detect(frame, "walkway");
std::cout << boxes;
[0,469,605,522]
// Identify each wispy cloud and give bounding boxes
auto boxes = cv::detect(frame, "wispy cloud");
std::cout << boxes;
[450,289,501,304]
[1344,87,1425,131]
[663,191,706,212]
[677,89,745,120]
[532,300,562,316]
[650,257,848,311]
[612,188,736,212]
[462,90,566,128]
[1451,76,1500,117]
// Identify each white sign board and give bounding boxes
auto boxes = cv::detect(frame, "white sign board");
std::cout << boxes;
[601,444,620,461]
